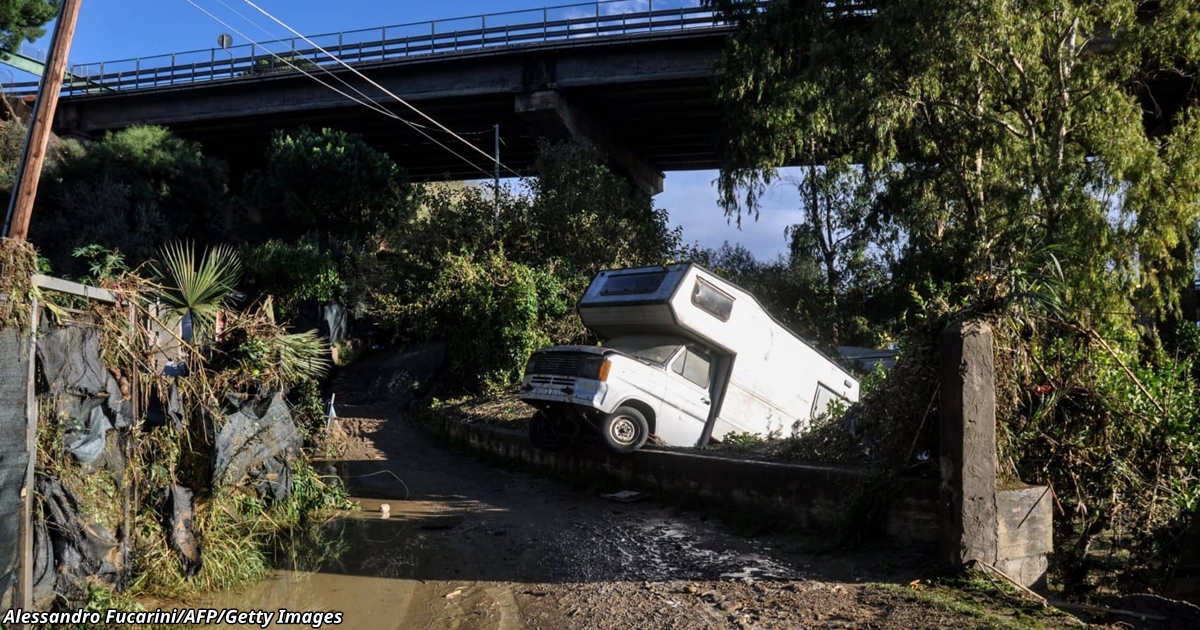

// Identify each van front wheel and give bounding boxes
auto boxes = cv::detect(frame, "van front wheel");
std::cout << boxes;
[600,406,649,454]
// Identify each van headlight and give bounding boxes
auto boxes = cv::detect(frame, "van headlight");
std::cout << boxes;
[582,357,611,382]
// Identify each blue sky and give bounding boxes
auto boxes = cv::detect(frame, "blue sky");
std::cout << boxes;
[17,0,803,258]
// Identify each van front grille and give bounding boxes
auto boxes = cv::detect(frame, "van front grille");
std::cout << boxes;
[527,353,585,377]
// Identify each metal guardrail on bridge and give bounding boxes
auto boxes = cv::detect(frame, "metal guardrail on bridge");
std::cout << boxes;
[8,0,725,97]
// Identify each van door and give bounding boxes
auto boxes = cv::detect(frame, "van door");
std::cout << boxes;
[658,345,714,446]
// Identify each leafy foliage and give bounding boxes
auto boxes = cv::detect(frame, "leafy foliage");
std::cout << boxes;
[243,239,341,322]
[72,244,128,282]
[212,305,330,391]
[0,0,57,52]
[32,126,228,276]
[710,0,1200,325]
[708,0,1200,591]
[510,140,682,275]
[246,126,411,250]
[409,250,565,393]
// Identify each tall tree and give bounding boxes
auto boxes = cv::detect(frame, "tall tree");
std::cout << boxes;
[246,127,411,251]
[708,0,1200,328]
[785,159,892,346]
[30,125,228,276]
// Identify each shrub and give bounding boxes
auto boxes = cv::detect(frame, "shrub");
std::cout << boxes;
[414,250,561,393]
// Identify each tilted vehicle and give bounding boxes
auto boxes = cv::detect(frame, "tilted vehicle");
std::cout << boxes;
[518,263,859,453]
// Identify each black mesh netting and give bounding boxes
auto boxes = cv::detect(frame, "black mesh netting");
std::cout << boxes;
[0,326,32,608]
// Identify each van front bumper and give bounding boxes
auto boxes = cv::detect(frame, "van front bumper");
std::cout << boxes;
[519,377,608,410]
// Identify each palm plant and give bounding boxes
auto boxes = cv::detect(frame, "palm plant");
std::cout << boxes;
[277,329,331,383]
[152,241,242,344]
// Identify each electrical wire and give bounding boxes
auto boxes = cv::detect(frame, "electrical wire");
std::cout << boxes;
[183,0,497,179]
[208,0,498,174]
[211,0,502,140]
[240,0,523,178]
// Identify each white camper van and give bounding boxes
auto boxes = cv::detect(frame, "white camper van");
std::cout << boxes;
[518,264,860,453]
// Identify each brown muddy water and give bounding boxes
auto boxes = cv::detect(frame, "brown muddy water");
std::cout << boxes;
[200,400,821,629]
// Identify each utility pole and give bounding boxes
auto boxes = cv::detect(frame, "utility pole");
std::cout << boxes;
[3,0,85,241]
[493,123,501,226]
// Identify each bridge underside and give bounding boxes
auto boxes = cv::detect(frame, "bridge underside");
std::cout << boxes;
[52,31,728,192]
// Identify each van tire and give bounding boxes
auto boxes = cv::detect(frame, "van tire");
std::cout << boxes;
[600,406,649,454]
[529,410,568,451]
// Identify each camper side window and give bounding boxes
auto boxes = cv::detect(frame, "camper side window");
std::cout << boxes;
[692,278,734,321]
[671,347,712,389]
[811,384,843,420]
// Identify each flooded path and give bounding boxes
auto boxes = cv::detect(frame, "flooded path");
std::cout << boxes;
[202,353,936,629]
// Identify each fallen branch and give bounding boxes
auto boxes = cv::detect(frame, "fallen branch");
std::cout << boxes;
[968,559,1047,607]
[1044,317,1166,416]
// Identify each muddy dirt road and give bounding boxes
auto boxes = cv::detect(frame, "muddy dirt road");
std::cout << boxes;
[208,357,1077,630]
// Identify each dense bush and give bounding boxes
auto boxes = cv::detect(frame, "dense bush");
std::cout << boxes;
[31,126,228,276]
[243,239,341,323]
[245,126,413,250]
[413,251,571,392]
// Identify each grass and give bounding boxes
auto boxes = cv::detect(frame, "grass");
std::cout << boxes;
[38,584,190,630]
[869,572,1086,630]
[425,389,531,431]
[128,458,352,600]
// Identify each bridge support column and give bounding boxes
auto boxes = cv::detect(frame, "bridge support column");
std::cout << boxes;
[515,90,664,196]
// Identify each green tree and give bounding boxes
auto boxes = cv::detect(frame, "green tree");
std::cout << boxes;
[510,140,681,275]
[708,0,1200,327]
[783,160,894,346]
[707,0,1200,590]
[242,239,341,323]
[0,0,56,52]
[246,127,412,251]
[30,125,229,276]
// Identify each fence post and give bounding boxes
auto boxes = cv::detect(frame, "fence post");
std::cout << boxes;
[14,299,40,612]
[938,319,998,571]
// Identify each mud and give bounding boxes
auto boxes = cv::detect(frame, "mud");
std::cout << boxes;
[200,354,1090,630]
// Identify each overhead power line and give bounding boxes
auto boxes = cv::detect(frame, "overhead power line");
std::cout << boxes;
[210,0,503,141]
[182,0,496,179]
[239,0,523,178]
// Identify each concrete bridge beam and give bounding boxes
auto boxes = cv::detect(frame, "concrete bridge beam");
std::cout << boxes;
[515,90,664,196]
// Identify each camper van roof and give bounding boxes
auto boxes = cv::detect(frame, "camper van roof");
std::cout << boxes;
[582,262,856,380]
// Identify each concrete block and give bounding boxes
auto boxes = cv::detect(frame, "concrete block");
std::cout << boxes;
[995,554,1049,590]
[996,486,1053,560]
[993,485,1052,588]
[939,320,999,569]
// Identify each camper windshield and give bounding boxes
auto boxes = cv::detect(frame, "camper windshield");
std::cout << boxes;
[604,335,684,365]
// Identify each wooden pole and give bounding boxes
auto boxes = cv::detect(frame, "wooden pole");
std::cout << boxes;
[2,0,85,240]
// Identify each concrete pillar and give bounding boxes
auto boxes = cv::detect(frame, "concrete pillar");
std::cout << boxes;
[939,319,998,569]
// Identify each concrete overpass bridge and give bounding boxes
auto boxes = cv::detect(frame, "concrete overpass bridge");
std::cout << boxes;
[12,1,737,194]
